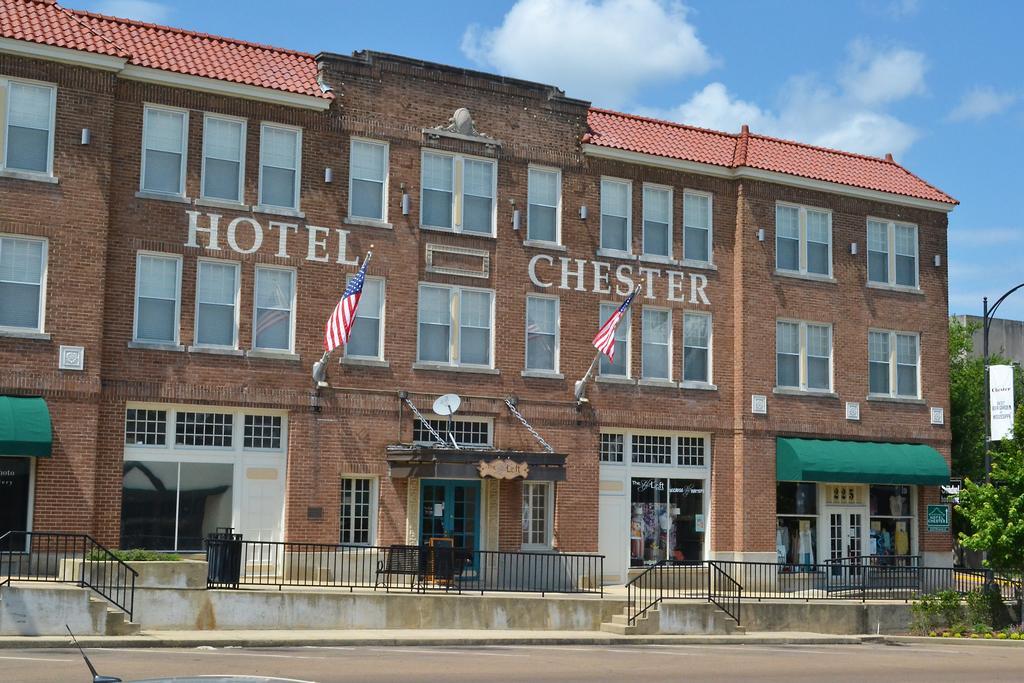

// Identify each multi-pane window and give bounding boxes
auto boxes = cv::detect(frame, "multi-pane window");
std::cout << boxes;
[124,409,167,446]
[525,295,558,372]
[349,139,388,221]
[776,321,832,391]
[867,220,918,288]
[678,436,706,467]
[522,481,551,548]
[0,235,46,332]
[195,260,239,348]
[642,308,671,380]
[776,204,831,276]
[869,330,920,398]
[134,253,181,344]
[413,418,491,447]
[3,79,56,174]
[175,411,233,447]
[683,312,711,383]
[642,185,672,258]
[420,151,495,235]
[142,106,187,195]
[244,414,282,449]
[631,434,673,465]
[600,433,624,463]
[253,266,294,352]
[600,178,631,253]
[527,167,560,243]
[340,477,373,545]
[201,115,245,202]
[417,285,494,367]
[259,123,301,210]
[683,191,712,263]
[346,277,384,359]
[598,302,631,377]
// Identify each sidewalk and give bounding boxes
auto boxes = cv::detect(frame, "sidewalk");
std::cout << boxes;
[0,629,882,649]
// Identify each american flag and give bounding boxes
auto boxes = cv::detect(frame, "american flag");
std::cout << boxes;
[592,287,638,361]
[323,252,372,352]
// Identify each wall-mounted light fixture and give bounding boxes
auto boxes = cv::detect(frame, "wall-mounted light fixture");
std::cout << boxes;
[850,242,858,255]
[510,199,521,230]
[324,167,333,183]
[757,228,765,242]
[401,183,410,215]
[579,205,588,220]
[934,254,942,267]
[80,128,91,145]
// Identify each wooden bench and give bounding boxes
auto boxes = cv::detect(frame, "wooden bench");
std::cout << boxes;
[375,545,425,592]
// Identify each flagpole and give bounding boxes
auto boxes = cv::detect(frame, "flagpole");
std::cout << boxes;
[574,282,643,406]
[312,246,374,388]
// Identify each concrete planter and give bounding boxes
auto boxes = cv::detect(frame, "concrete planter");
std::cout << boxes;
[59,559,208,589]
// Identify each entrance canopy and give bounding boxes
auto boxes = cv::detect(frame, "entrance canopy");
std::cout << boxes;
[776,438,949,485]
[386,445,566,481]
[0,396,52,457]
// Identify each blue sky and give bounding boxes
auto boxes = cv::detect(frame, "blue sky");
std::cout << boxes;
[78,0,1024,319]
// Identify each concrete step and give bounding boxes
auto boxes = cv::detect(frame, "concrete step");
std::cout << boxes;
[89,597,140,636]
[601,608,660,635]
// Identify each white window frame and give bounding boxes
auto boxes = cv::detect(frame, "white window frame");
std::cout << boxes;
[598,300,632,379]
[412,413,494,448]
[347,137,390,225]
[776,319,834,393]
[416,283,495,368]
[682,311,713,386]
[419,149,497,237]
[866,218,919,290]
[193,257,241,350]
[599,176,633,257]
[0,234,48,334]
[257,122,302,212]
[868,329,921,399]
[344,275,386,361]
[252,264,296,353]
[524,293,560,375]
[682,189,713,266]
[1,77,57,178]
[140,104,189,197]
[526,164,562,245]
[641,183,673,260]
[132,251,182,344]
[775,202,833,278]
[522,480,554,550]
[340,475,378,546]
[641,306,673,381]
[200,113,246,205]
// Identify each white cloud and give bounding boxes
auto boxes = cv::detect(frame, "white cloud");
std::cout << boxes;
[90,1,171,23]
[461,0,714,107]
[948,86,1018,122]
[884,0,921,18]
[840,41,927,105]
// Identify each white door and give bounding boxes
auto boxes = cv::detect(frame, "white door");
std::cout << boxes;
[598,486,626,584]
[238,462,285,542]
[825,508,864,583]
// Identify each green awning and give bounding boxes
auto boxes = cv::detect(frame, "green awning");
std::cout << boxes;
[776,438,949,485]
[0,397,52,457]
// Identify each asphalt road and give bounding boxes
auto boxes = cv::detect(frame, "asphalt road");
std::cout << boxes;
[5,641,1024,683]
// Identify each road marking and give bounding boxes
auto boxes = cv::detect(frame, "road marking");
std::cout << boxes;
[0,655,73,662]
[96,648,326,660]
[602,648,697,655]
[361,646,527,657]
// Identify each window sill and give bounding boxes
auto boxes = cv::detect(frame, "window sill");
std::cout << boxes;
[679,380,718,391]
[135,190,191,204]
[196,197,249,211]
[128,340,184,352]
[0,329,51,341]
[419,225,496,239]
[774,270,836,284]
[638,378,676,388]
[773,387,838,399]
[252,204,305,219]
[866,395,926,405]
[596,375,636,385]
[521,369,564,379]
[0,169,58,184]
[522,239,566,252]
[638,253,674,266]
[595,248,636,261]
[346,216,393,230]
[678,258,718,272]
[247,349,300,361]
[412,362,500,375]
[341,357,390,368]
[520,545,555,553]
[188,345,244,356]
[866,282,924,295]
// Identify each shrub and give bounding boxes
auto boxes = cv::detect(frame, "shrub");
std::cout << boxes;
[911,590,964,633]
[86,548,181,562]
[966,585,1010,630]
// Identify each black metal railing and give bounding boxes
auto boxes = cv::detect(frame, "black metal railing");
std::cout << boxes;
[709,561,742,625]
[0,531,138,620]
[625,561,708,625]
[205,538,603,596]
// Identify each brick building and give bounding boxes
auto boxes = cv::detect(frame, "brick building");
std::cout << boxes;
[0,0,956,582]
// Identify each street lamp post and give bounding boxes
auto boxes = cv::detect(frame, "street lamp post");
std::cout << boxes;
[982,283,1024,483]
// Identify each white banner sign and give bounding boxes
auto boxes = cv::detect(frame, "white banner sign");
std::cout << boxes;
[989,364,1015,441]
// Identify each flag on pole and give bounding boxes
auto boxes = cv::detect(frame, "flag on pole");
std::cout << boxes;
[592,286,638,361]
[323,252,372,352]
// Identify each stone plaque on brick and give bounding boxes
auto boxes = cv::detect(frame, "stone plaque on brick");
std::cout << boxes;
[425,243,490,279]
[58,345,85,371]
[930,407,945,425]
[845,401,860,421]
[751,394,767,415]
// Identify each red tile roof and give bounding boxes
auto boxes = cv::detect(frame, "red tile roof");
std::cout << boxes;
[586,108,956,206]
[1,0,329,100]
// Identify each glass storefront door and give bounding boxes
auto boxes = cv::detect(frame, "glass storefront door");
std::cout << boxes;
[630,477,704,565]
[0,457,31,552]
[826,508,864,585]
[419,479,480,565]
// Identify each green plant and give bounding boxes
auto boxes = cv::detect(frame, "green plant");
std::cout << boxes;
[86,548,181,562]
[965,585,1009,630]
[911,590,965,633]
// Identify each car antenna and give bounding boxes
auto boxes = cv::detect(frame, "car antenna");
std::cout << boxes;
[66,625,122,683]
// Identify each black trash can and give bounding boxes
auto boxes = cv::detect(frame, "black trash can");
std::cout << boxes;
[206,527,243,588]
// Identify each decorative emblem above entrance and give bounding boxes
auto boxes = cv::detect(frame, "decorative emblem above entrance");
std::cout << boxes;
[478,458,529,479]
[424,107,502,148]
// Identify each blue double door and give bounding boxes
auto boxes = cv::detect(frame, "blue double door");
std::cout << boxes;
[419,479,480,565]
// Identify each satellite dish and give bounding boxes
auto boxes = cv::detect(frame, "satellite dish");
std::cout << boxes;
[432,393,462,416]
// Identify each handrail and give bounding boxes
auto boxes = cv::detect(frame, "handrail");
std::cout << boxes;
[708,561,742,625]
[625,560,709,625]
[0,531,138,620]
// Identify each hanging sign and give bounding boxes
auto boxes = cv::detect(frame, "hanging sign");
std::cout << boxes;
[989,364,1015,441]
[927,504,950,532]
[478,458,529,479]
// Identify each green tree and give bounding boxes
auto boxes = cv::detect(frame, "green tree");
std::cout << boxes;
[949,317,987,482]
